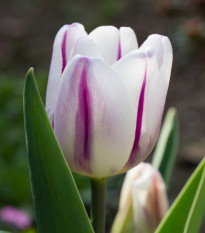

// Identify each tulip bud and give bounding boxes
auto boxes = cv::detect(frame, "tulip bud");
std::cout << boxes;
[132,163,169,233]
[111,163,168,233]
[46,23,173,178]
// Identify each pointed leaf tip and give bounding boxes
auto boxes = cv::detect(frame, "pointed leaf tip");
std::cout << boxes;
[24,68,36,95]
[29,67,34,72]
[25,67,35,80]
[155,158,205,233]
[23,70,94,233]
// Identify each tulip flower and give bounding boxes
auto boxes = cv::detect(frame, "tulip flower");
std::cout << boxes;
[46,23,173,178]
[132,163,169,233]
[111,163,169,233]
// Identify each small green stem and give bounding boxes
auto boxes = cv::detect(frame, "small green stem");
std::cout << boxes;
[90,178,107,233]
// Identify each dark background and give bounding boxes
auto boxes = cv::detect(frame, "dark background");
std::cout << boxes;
[0,0,205,232]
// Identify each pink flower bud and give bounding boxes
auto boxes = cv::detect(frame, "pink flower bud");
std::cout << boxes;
[112,163,168,233]
[132,163,169,233]
[0,206,32,230]
[46,23,173,178]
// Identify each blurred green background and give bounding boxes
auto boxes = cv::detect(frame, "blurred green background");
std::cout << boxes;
[0,0,205,232]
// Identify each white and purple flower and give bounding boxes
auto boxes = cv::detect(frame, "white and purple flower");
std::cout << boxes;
[132,163,169,233]
[112,163,169,233]
[46,23,173,178]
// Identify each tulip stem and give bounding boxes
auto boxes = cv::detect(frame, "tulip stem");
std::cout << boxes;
[90,178,107,233]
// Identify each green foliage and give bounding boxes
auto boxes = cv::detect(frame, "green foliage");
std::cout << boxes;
[22,228,37,233]
[72,172,91,206]
[0,72,90,210]
[0,75,30,206]
[110,198,135,233]
[152,108,179,187]
[23,69,94,233]
[0,72,47,207]
[184,166,205,233]
[155,158,205,233]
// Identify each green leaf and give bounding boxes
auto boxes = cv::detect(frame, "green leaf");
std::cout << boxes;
[72,172,91,206]
[155,158,205,233]
[184,166,205,233]
[23,69,94,233]
[152,108,179,187]
[110,198,135,233]
[22,228,37,233]
[0,231,10,233]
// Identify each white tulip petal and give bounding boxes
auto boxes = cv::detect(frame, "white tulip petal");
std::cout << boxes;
[140,34,172,73]
[112,50,146,106]
[54,55,136,178]
[135,38,172,167]
[127,49,161,168]
[161,36,173,84]
[119,163,148,210]
[46,23,87,125]
[89,26,120,64]
[114,49,159,171]
[64,23,87,65]
[132,164,168,233]
[69,36,105,61]
[119,27,138,57]
[141,35,172,85]
[112,50,148,171]
[46,25,69,124]
[140,34,164,68]
[144,37,172,143]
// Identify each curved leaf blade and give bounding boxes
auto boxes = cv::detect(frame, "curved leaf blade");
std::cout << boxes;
[23,69,94,233]
[152,108,179,187]
[155,158,205,233]
[184,166,205,233]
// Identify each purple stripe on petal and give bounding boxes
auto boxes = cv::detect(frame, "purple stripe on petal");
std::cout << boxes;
[143,205,151,226]
[74,61,92,172]
[153,178,161,226]
[117,37,121,60]
[51,114,54,129]
[124,65,147,169]
[61,30,67,73]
